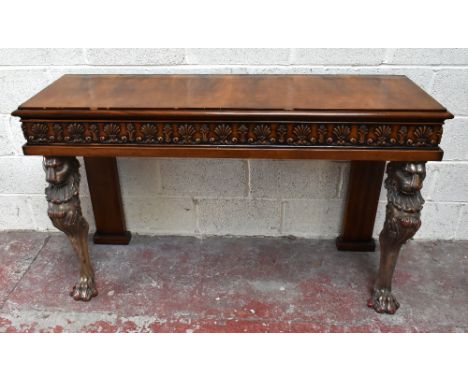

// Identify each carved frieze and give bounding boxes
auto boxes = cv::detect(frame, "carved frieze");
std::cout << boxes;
[22,121,443,148]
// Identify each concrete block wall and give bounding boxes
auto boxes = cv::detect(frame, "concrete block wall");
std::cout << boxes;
[0,48,467,239]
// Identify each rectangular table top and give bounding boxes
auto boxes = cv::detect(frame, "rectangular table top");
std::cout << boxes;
[13,74,451,122]
[13,74,453,162]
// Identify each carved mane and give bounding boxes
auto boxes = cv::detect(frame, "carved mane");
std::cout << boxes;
[387,186,424,213]
[385,168,425,213]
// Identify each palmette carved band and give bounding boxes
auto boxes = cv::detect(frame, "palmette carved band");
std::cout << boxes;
[22,121,443,148]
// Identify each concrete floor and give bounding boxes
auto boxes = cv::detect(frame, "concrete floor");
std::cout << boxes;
[0,231,467,332]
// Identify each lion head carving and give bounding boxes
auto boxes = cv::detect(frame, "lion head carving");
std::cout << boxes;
[43,157,80,204]
[385,162,425,213]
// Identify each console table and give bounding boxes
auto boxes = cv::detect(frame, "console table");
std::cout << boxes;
[12,74,453,314]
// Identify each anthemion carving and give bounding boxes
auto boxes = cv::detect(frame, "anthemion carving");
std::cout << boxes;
[66,123,84,143]
[29,123,48,143]
[44,156,97,301]
[333,125,350,145]
[368,161,426,314]
[294,124,311,144]
[22,121,443,148]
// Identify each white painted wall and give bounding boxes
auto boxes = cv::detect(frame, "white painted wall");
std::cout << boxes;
[0,48,467,239]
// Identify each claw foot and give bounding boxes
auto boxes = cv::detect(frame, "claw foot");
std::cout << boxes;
[71,276,98,301]
[367,288,400,314]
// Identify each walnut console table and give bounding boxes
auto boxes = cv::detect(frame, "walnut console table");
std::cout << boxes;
[12,74,453,314]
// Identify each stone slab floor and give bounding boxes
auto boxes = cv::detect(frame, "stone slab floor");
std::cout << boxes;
[0,231,467,332]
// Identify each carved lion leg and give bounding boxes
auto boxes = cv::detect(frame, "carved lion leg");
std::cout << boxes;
[44,156,98,301]
[66,218,97,301]
[368,161,426,314]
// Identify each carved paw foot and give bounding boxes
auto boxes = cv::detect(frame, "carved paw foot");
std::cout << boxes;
[71,276,98,301]
[367,288,400,314]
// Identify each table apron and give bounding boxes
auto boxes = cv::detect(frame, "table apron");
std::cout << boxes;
[23,144,444,161]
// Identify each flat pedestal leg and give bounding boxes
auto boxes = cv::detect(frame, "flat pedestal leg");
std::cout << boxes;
[336,161,386,252]
[84,157,131,245]
[368,161,426,314]
[44,156,97,301]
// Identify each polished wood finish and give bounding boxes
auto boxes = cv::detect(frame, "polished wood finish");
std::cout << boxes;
[337,161,386,251]
[12,74,454,312]
[14,109,453,122]
[23,145,444,161]
[13,75,450,122]
[83,157,130,245]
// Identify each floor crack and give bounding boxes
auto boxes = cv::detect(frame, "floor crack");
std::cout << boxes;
[0,235,51,311]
